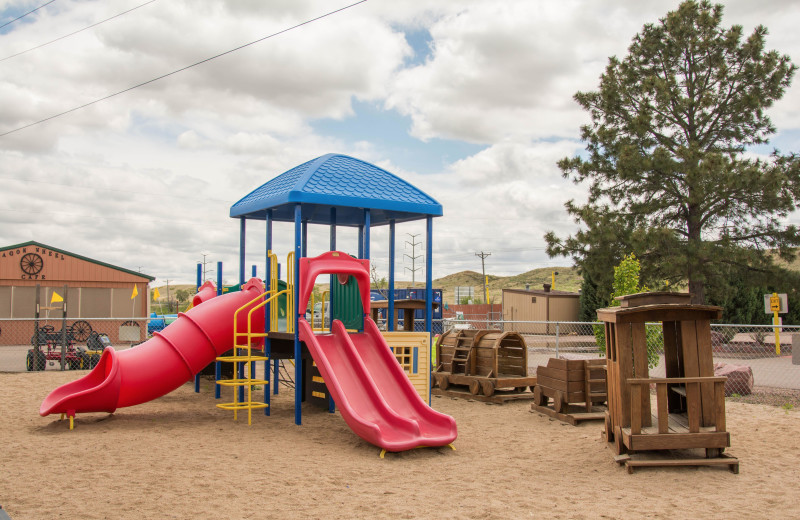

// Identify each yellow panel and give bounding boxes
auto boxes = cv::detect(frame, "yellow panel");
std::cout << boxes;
[380,331,430,402]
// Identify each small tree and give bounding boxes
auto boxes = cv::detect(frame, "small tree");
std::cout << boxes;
[596,254,661,368]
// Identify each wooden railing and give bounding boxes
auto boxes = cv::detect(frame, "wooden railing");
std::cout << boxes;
[627,376,727,435]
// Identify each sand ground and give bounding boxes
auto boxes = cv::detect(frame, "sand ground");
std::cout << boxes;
[2,371,799,520]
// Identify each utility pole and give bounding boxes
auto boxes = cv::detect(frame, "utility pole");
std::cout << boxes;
[404,233,423,287]
[200,253,214,283]
[164,279,173,313]
[475,251,491,304]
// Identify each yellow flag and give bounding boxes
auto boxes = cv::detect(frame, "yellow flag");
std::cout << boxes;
[131,285,139,299]
[153,287,161,300]
[51,292,64,304]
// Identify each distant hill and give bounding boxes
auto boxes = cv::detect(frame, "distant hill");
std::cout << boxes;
[149,267,582,307]
[433,267,580,304]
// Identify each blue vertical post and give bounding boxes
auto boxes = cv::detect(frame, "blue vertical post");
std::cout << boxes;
[363,209,370,260]
[425,216,433,334]
[252,265,257,278]
[215,261,223,399]
[194,263,202,392]
[237,218,247,403]
[294,203,302,425]
[328,207,337,414]
[426,216,433,404]
[265,211,274,410]
[239,218,246,287]
[388,220,395,332]
[302,220,308,257]
[358,225,364,259]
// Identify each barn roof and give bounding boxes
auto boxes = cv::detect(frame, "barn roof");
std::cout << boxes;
[1,241,155,281]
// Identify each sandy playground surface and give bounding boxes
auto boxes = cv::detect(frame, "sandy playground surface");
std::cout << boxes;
[2,371,800,520]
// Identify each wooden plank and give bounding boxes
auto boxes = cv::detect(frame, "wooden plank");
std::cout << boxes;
[606,322,622,432]
[431,387,535,404]
[656,384,669,434]
[715,381,726,433]
[617,322,633,428]
[631,322,651,427]
[537,374,586,393]
[631,384,642,435]
[628,376,727,384]
[625,431,730,451]
[530,402,606,425]
[695,319,716,427]
[624,455,739,474]
[546,358,586,371]
[537,366,586,381]
[686,382,701,433]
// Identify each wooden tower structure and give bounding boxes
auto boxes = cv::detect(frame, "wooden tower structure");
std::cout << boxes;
[598,292,738,473]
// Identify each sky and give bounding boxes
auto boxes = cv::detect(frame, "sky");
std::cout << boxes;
[1,0,799,287]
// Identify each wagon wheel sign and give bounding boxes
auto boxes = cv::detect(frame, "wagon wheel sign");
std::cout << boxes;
[20,253,43,275]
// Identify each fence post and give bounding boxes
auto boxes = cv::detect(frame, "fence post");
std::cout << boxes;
[555,321,560,358]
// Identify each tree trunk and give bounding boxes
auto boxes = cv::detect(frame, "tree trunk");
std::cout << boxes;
[689,279,705,305]
[686,198,705,305]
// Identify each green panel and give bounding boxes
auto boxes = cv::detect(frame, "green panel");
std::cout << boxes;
[331,275,363,330]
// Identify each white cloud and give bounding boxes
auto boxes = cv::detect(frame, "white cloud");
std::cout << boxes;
[1,0,799,284]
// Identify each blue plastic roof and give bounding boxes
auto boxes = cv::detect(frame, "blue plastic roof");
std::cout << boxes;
[230,154,442,226]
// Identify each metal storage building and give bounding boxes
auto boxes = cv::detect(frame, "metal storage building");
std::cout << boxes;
[502,285,579,334]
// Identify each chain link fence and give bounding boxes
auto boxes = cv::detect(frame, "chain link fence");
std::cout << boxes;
[4,315,798,406]
[441,315,800,406]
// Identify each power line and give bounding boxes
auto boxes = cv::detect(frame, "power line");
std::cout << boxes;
[1,0,157,63]
[0,0,368,137]
[0,0,56,30]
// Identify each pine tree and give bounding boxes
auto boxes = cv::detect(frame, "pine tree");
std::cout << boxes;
[546,0,799,304]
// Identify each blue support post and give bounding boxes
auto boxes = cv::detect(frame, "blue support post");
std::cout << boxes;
[363,209,370,260]
[426,216,433,404]
[294,203,302,425]
[194,262,202,392]
[388,220,395,332]
[238,219,247,404]
[265,210,275,406]
[302,220,308,257]
[252,264,257,278]
[425,216,433,335]
[328,207,337,414]
[358,225,364,259]
[215,261,222,399]
[239,218,246,287]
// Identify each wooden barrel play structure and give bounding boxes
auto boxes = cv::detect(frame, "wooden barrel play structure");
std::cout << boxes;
[433,329,536,399]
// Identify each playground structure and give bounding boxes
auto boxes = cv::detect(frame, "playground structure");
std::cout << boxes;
[432,329,537,402]
[598,292,739,473]
[39,153,456,453]
[530,357,607,425]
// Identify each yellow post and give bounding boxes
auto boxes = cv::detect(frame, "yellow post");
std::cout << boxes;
[484,275,489,304]
[770,292,781,356]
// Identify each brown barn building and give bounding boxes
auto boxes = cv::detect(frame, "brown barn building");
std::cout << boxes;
[0,241,154,345]
[502,285,580,334]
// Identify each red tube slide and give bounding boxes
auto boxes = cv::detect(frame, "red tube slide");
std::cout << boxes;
[39,278,265,418]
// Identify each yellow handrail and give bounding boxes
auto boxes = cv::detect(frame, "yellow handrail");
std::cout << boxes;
[216,287,290,424]
[287,251,295,333]
[268,251,279,330]
[309,290,330,332]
